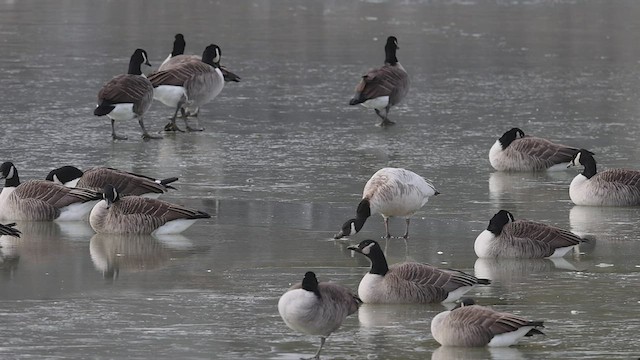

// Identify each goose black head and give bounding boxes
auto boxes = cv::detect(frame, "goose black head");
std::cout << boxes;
[334,199,371,239]
[568,149,597,178]
[347,239,388,275]
[301,271,321,298]
[129,49,151,75]
[453,297,476,310]
[172,33,186,56]
[384,36,400,65]
[498,128,525,149]
[45,165,83,185]
[202,44,222,67]
[487,210,515,235]
[102,184,121,209]
[0,161,16,180]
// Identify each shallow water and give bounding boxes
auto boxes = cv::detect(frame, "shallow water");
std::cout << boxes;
[1,0,640,359]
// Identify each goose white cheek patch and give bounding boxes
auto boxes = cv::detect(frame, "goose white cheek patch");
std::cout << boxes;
[362,243,374,255]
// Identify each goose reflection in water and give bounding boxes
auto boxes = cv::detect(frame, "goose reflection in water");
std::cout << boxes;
[89,233,197,279]
[431,345,525,360]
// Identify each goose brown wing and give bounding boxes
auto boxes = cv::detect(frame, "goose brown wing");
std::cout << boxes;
[158,54,200,71]
[97,74,153,105]
[355,65,407,101]
[596,169,640,187]
[148,61,214,87]
[15,180,101,207]
[79,168,167,195]
[507,220,581,252]
[511,137,579,166]
[388,263,479,303]
[451,305,543,338]
[318,282,362,316]
[117,196,210,221]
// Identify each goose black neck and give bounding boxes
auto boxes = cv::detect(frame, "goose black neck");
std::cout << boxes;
[356,199,372,219]
[127,59,143,75]
[302,272,321,298]
[498,128,524,149]
[581,154,597,179]
[385,44,398,66]
[3,169,20,187]
[172,36,186,56]
[368,246,389,276]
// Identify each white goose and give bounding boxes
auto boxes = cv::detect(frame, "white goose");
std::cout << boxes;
[278,271,361,360]
[46,165,178,198]
[431,298,545,347]
[567,149,640,206]
[350,36,410,127]
[89,185,210,235]
[0,162,102,221]
[475,210,583,258]
[489,128,580,172]
[334,167,439,239]
[347,240,490,304]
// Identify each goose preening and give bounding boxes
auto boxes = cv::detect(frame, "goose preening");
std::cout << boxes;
[278,271,361,360]
[0,222,21,238]
[489,128,580,172]
[334,168,439,239]
[475,210,582,259]
[0,162,102,221]
[567,149,640,206]
[94,49,161,140]
[89,185,211,235]
[46,165,178,198]
[158,34,241,82]
[349,36,409,127]
[431,298,545,347]
[148,44,225,132]
[347,240,490,304]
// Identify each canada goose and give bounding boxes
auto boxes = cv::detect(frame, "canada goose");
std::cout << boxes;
[475,210,582,259]
[349,36,409,127]
[94,49,161,140]
[158,34,241,83]
[0,222,20,238]
[489,128,580,172]
[431,298,545,347]
[278,271,361,359]
[334,168,439,239]
[567,149,640,206]
[0,162,102,221]
[347,240,490,304]
[89,185,210,235]
[148,44,225,132]
[46,165,178,198]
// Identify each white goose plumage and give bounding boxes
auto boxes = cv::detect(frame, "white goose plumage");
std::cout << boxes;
[334,167,439,239]
[278,271,361,360]
[431,298,545,347]
[474,210,583,258]
[347,240,490,304]
[567,149,640,206]
[489,128,580,172]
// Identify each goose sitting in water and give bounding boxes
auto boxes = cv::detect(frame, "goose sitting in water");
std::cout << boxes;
[334,167,439,239]
[46,165,178,198]
[89,185,211,235]
[475,210,583,258]
[349,36,410,127]
[489,128,580,172]
[278,271,361,360]
[567,149,640,206]
[0,223,21,238]
[148,44,225,132]
[0,162,102,221]
[158,33,241,82]
[347,240,490,304]
[94,48,160,140]
[431,298,545,347]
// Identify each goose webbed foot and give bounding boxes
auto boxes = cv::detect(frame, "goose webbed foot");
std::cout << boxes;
[163,122,185,132]
[379,118,396,127]
[112,133,128,140]
[142,132,163,140]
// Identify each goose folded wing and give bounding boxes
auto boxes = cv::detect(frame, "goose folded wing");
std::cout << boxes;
[15,180,100,207]
[148,62,214,87]
[509,221,582,250]
[356,65,405,100]
[82,168,167,195]
[98,75,153,104]
[389,263,465,302]
[511,137,579,165]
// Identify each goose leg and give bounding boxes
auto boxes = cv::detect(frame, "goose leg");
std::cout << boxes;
[164,101,186,132]
[302,337,325,360]
[379,106,395,126]
[138,117,162,140]
[402,218,410,239]
[111,119,128,140]
[384,217,392,239]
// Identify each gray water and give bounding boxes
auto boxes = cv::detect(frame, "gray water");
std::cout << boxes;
[1,0,639,359]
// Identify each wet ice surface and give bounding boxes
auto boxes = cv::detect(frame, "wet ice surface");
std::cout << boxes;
[1,0,640,359]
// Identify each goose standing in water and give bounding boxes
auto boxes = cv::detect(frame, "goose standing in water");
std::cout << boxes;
[278,271,361,360]
[347,240,490,304]
[158,34,241,82]
[0,162,102,221]
[349,36,409,127]
[148,44,225,132]
[334,168,439,239]
[94,49,160,140]
[489,128,580,171]
[89,185,210,235]
[46,165,178,198]
[431,298,545,347]
[567,149,640,206]
[475,210,583,258]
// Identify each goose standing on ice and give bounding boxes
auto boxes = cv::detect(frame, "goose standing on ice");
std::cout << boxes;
[474,210,583,258]
[349,36,409,127]
[46,165,178,198]
[567,149,640,206]
[94,49,160,140]
[489,128,579,171]
[347,240,490,304]
[0,162,102,221]
[278,271,361,360]
[431,298,545,347]
[148,44,225,132]
[334,168,439,239]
